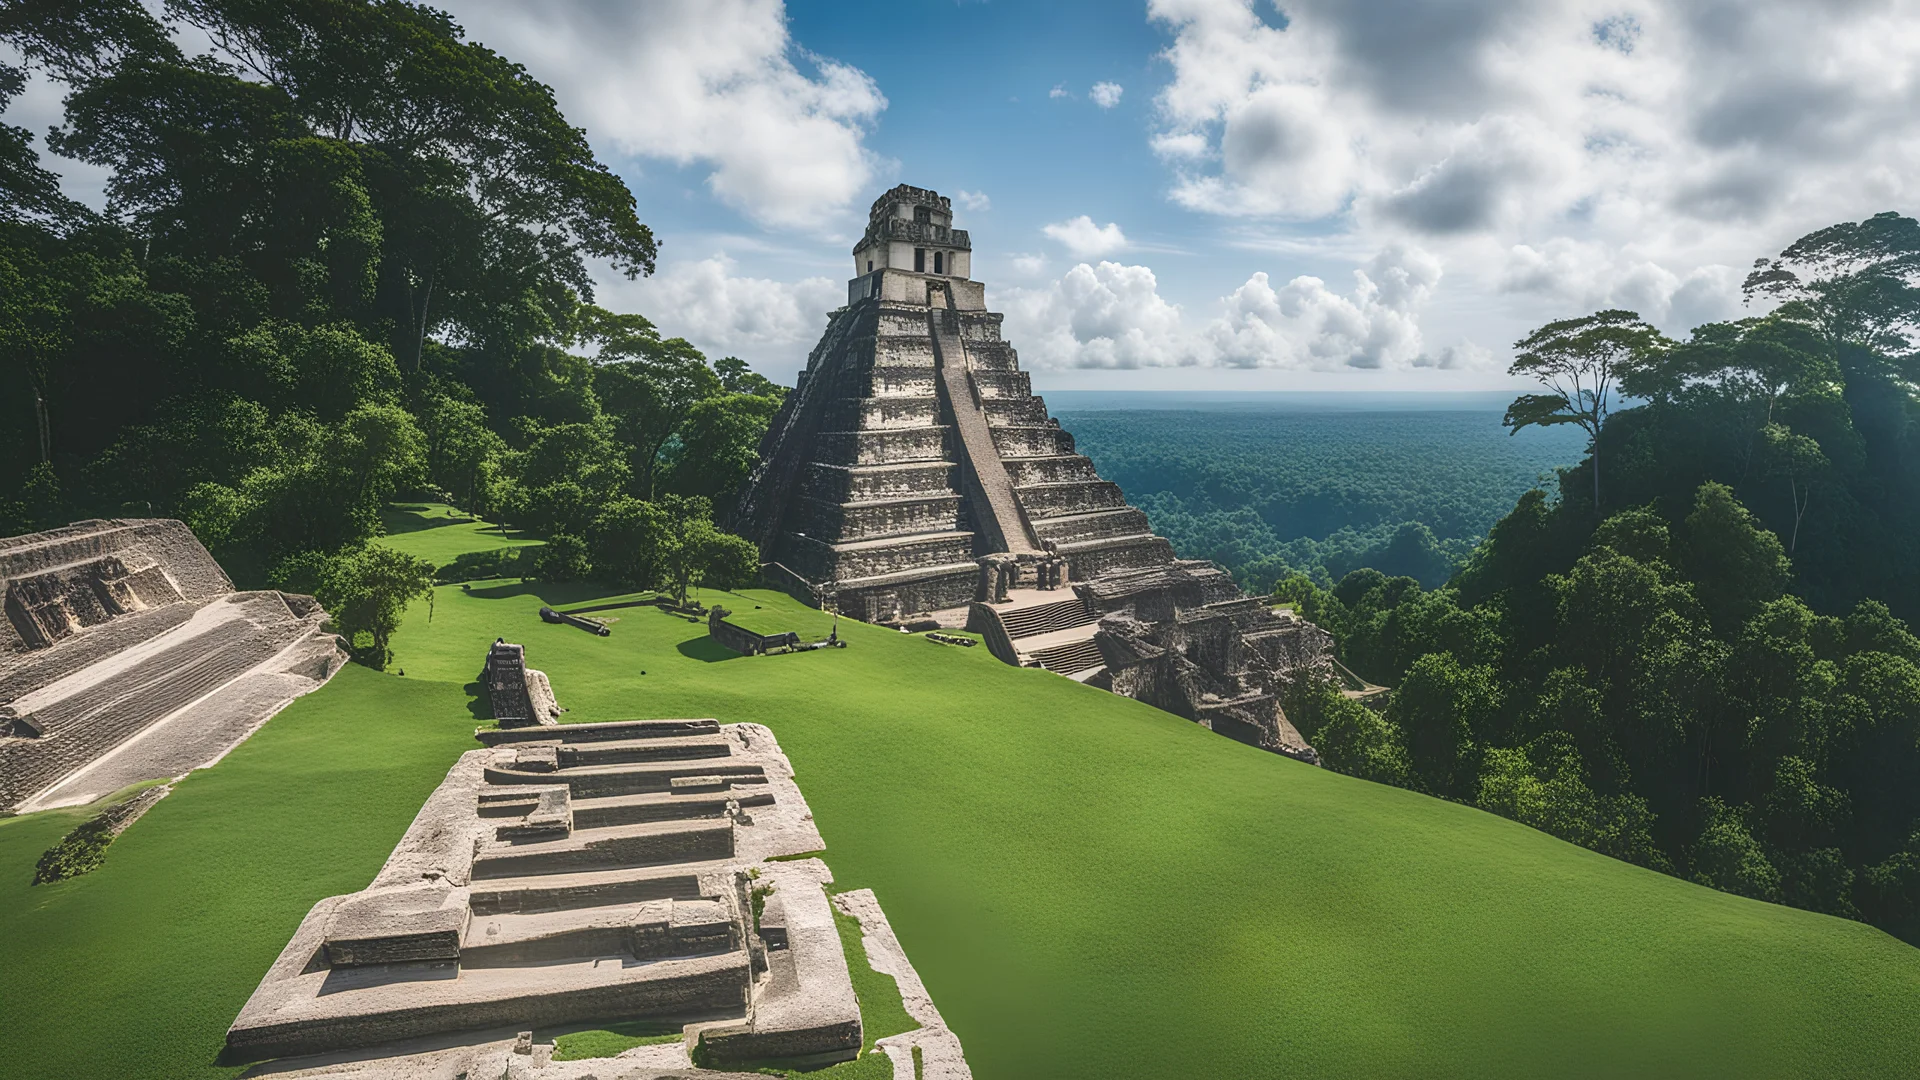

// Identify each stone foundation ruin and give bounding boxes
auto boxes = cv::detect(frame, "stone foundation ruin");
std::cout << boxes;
[227,672,970,1077]
[0,519,346,812]
[730,185,1328,761]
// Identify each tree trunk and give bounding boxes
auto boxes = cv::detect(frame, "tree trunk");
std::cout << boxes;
[413,271,436,373]
[33,386,51,464]
[1591,436,1601,514]
[1789,480,1809,555]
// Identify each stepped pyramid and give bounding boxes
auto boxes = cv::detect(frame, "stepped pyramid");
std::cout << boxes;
[732,185,1327,761]
[732,184,1174,621]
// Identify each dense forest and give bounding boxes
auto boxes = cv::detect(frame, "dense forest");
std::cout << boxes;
[0,0,777,663]
[1063,406,1583,590]
[1279,216,1920,942]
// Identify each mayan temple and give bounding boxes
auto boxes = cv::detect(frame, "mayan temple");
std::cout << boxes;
[732,184,1331,761]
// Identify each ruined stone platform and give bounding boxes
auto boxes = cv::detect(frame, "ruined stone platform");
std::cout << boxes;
[226,711,966,1076]
[0,519,345,812]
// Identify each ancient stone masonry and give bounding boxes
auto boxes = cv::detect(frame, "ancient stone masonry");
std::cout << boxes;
[730,184,1331,763]
[227,664,971,1078]
[0,519,346,813]
[484,640,562,728]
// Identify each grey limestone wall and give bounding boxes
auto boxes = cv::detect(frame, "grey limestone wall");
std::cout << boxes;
[1061,535,1179,581]
[1017,481,1128,518]
[833,566,978,623]
[1033,507,1152,544]
[1003,455,1101,486]
[813,427,954,467]
[983,396,1049,426]
[777,531,976,583]
[800,462,959,503]
[790,495,965,544]
[970,370,1032,399]
[818,396,941,431]
[989,425,1076,457]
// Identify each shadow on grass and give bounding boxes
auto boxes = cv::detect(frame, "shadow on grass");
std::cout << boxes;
[380,506,474,534]
[464,580,616,606]
[559,598,670,615]
[677,636,742,663]
[463,682,491,723]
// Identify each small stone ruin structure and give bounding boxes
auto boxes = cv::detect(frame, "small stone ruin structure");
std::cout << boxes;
[730,184,1330,761]
[707,607,800,656]
[482,640,561,728]
[227,703,969,1076]
[0,519,345,812]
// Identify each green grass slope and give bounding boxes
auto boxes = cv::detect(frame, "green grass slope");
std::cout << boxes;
[2,564,1919,1078]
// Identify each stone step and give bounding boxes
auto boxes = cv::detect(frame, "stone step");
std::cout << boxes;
[814,427,954,466]
[1058,533,1178,580]
[959,340,1020,370]
[791,494,966,544]
[475,719,719,747]
[995,596,1096,639]
[460,897,739,967]
[553,733,737,768]
[1026,628,1105,676]
[468,862,725,916]
[471,818,735,879]
[989,425,1075,457]
[569,786,776,830]
[982,396,1048,426]
[1017,480,1128,518]
[224,904,752,1062]
[484,759,769,799]
[1003,454,1100,486]
[1030,507,1153,545]
[819,395,941,431]
[777,529,978,582]
[847,367,939,398]
[969,369,1032,399]
[801,460,960,502]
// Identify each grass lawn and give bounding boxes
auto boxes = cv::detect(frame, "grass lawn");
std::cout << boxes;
[375,501,542,570]
[3,529,1920,1078]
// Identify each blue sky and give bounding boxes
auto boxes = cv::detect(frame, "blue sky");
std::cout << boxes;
[12,0,1920,392]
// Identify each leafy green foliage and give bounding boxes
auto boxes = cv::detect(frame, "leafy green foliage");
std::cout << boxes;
[1295,215,1920,940]
[0,0,776,598]
[31,815,115,884]
[276,543,434,669]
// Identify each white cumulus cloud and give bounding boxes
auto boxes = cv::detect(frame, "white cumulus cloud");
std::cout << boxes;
[1002,249,1472,372]
[1145,0,1920,344]
[1207,246,1441,369]
[1004,262,1194,369]
[954,189,992,212]
[437,0,886,231]
[607,254,839,369]
[1091,82,1125,109]
[1042,216,1129,258]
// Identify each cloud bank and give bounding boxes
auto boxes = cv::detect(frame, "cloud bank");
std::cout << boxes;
[1146,0,1920,339]
[440,0,886,231]
[1002,248,1488,372]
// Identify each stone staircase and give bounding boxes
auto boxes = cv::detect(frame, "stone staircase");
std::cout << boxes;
[972,590,1106,677]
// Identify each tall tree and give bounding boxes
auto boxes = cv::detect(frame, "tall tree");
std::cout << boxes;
[1743,211,1920,362]
[1505,310,1668,512]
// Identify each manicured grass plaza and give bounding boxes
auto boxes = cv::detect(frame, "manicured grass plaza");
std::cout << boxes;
[3,513,1920,1078]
